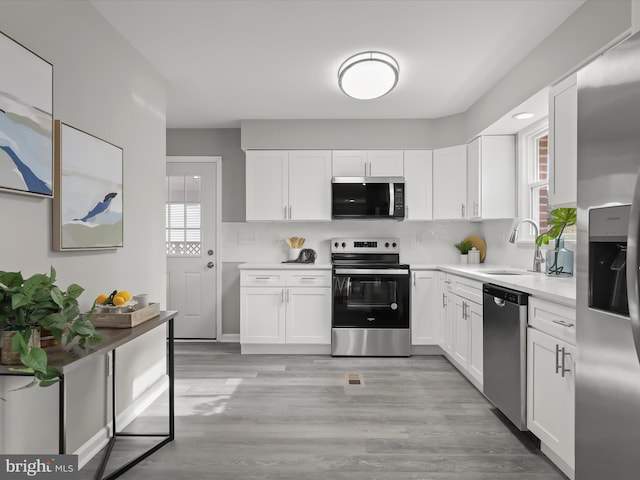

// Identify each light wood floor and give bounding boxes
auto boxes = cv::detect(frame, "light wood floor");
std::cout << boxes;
[82,343,566,480]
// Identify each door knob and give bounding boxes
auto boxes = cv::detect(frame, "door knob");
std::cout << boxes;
[207,262,214,269]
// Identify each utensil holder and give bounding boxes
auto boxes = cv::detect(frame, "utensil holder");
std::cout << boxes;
[289,248,301,261]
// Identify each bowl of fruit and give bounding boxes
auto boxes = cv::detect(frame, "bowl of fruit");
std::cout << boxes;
[96,290,134,313]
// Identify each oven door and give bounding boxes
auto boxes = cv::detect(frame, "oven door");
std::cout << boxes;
[332,267,410,328]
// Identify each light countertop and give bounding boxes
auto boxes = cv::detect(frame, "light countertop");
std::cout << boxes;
[412,263,576,307]
[239,263,332,270]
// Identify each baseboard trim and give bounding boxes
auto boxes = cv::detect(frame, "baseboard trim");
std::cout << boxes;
[220,334,240,343]
[241,344,331,354]
[411,344,445,355]
[75,375,169,470]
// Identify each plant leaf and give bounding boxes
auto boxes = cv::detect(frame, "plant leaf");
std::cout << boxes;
[66,284,84,299]
[20,347,48,374]
[50,286,64,309]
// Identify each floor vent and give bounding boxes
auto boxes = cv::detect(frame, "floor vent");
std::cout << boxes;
[345,373,364,386]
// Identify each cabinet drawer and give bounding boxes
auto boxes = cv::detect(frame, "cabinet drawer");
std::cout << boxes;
[451,275,483,304]
[287,270,331,287]
[528,297,576,345]
[241,271,286,287]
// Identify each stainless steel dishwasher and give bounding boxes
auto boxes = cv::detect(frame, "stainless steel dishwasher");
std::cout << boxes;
[482,283,529,430]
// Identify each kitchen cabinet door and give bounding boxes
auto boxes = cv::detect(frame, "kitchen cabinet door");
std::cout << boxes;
[404,150,433,220]
[452,295,469,369]
[246,150,288,221]
[467,136,515,220]
[549,74,577,208]
[240,287,286,344]
[286,287,331,344]
[527,327,575,470]
[467,300,483,387]
[368,150,404,177]
[438,275,454,354]
[332,150,367,176]
[433,145,467,220]
[288,150,332,220]
[411,270,439,345]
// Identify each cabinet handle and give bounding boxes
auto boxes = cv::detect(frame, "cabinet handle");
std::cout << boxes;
[561,348,571,378]
[284,206,287,220]
[461,204,465,218]
[442,293,446,308]
[555,344,561,375]
[462,302,467,320]
[255,276,271,281]
[288,205,292,219]
[281,289,285,303]
[413,272,416,286]
[552,319,575,328]
[301,277,317,281]
[286,289,290,303]
[474,201,479,217]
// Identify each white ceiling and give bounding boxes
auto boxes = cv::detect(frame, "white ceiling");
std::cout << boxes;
[90,0,585,129]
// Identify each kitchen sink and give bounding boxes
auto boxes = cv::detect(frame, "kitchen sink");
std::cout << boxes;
[482,269,532,276]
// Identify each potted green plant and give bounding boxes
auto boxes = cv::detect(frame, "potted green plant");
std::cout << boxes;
[535,207,577,276]
[0,266,102,390]
[454,239,473,264]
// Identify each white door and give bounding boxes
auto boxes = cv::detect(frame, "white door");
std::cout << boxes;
[468,300,483,386]
[404,150,433,220]
[332,150,367,176]
[368,150,404,176]
[452,295,469,368]
[240,287,286,344]
[286,287,331,343]
[411,270,438,345]
[166,161,217,339]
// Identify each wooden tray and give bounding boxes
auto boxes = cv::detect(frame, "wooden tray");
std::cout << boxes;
[86,303,160,328]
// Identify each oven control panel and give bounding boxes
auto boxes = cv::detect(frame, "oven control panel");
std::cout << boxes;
[331,238,399,254]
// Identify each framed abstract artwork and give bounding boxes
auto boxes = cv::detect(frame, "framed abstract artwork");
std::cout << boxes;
[0,30,53,197]
[53,121,123,250]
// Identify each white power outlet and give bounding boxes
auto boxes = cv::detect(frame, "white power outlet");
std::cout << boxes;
[237,233,256,245]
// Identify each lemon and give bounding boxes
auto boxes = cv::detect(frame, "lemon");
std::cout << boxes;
[119,290,132,302]
[112,295,126,306]
[96,293,109,305]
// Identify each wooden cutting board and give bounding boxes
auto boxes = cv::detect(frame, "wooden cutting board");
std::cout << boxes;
[463,235,487,262]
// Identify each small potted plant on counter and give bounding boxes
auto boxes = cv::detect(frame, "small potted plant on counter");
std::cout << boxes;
[0,266,102,391]
[454,239,473,264]
[535,207,577,276]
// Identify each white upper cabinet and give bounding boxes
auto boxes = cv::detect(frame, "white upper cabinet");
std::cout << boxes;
[403,150,433,220]
[246,150,331,221]
[367,150,404,176]
[433,145,467,220]
[549,73,577,207]
[246,150,288,221]
[332,150,404,177]
[288,150,332,220]
[467,135,516,220]
[331,150,368,176]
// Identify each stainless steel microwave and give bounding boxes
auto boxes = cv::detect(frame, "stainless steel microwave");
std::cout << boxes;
[331,177,405,220]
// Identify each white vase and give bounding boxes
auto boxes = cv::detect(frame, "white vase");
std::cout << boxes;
[460,254,468,264]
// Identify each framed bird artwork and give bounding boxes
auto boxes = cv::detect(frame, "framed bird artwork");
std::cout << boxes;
[0,30,53,198]
[53,120,123,250]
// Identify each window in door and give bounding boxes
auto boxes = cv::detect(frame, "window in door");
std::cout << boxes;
[166,175,201,256]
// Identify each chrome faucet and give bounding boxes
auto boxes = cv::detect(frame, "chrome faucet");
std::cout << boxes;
[509,219,545,272]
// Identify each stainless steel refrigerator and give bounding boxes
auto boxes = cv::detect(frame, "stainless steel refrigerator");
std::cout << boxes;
[577,30,640,479]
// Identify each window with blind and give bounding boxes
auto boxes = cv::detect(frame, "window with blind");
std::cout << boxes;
[166,175,202,256]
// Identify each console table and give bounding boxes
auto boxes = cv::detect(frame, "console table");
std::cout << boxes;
[0,310,177,480]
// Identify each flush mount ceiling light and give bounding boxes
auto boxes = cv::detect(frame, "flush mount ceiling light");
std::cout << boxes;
[338,51,399,100]
[512,112,535,120]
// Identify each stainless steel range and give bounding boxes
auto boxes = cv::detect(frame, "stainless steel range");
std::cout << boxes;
[331,238,410,356]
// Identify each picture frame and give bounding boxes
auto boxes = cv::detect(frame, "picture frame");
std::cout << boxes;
[0,30,53,197]
[53,121,123,251]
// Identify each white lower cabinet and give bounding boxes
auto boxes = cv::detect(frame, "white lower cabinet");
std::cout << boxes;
[240,269,331,348]
[438,275,454,354]
[527,326,575,475]
[437,273,483,389]
[410,270,439,345]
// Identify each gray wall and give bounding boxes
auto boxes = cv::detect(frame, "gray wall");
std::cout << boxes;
[166,128,245,222]
[0,0,167,458]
